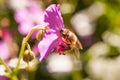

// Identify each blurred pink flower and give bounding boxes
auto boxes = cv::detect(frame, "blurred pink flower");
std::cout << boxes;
[0,42,10,61]
[0,29,12,61]
[14,0,44,35]
[0,29,17,61]
[38,4,65,61]
[0,76,10,80]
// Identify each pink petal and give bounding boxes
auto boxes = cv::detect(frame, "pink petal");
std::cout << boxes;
[38,32,59,61]
[44,4,64,32]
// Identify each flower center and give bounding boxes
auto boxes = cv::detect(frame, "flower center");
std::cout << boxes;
[56,39,70,55]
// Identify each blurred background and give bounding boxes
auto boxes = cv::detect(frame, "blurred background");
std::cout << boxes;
[1,0,120,80]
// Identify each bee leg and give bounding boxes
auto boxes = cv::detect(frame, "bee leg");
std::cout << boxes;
[59,52,66,55]
[59,52,63,55]
[62,53,66,55]
[59,52,62,55]
[74,47,80,59]
[77,40,83,50]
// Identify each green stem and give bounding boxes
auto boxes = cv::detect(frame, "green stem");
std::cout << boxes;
[5,74,19,80]
[13,38,26,73]
[26,42,31,51]
[0,58,11,72]
[13,26,48,73]
[24,26,46,42]
[11,75,19,80]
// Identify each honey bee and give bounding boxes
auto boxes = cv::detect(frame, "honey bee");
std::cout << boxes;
[56,28,83,58]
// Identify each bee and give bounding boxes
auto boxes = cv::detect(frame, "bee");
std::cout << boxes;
[56,28,83,58]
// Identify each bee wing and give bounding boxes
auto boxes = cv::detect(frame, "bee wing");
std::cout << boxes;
[74,47,80,59]
[77,40,83,50]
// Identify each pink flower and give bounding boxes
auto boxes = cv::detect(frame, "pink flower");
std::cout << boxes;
[0,28,18,61]
[0,42,10,61]
[56,40,70,53]
[0,76,10,80]
[38,4,65,61]
[14,0,44,35]
[0,29,12,61]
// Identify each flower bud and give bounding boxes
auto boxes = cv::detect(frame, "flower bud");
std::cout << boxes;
[23,50,35,63]
[36,30,44,41]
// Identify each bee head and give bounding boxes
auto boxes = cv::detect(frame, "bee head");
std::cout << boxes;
[60,28,69,38]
